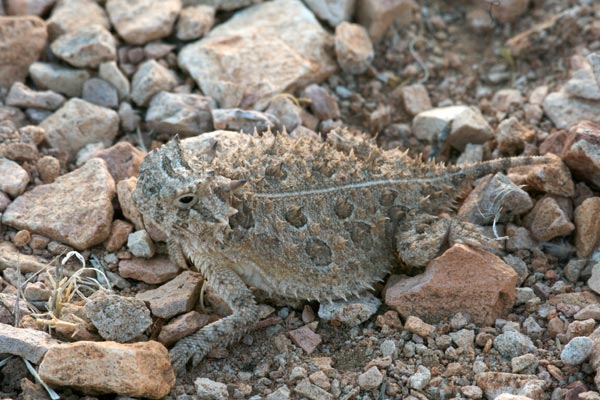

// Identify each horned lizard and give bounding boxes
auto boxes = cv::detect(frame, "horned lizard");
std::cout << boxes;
[132,130,549,371]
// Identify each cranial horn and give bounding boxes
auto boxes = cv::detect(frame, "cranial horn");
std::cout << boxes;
[223,180,247,192]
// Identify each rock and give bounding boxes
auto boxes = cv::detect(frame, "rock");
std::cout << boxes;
[131,60,178,106]
[288,325,322,354]
[567,319,596,341]
[176,5,215,40]
[561,336,593,365]
[0,16,47,87]
[561,121,600,189]
[2,158,115,250]
[13,229,31,247]
[450,329,475,350]
[267,386,291,400]
[136,271,203,319]
[0,158,29,197]
[357,366,383,390]
[82,78,120,109]
[0,241,47,273]
[303,84,341,121]
[476,372,547,400]
[29,62,91,98]
[590,52,600,85]
[318,292,380,327]
[143,41,175,59]
[146,91,214,136]
[496,117,535,155]
[46,0,109,39]
[462,385,484,399]
[266,96,302,132]
[187,0,262,11]
[490,0,529,23]
[401,84,432,116]
[106,0,181,45]
[575,197,600,258]
[458,173,533,225]
[93,141,146,183]
[524,196,575,242]
[84,291,152,342]
[40,98,119,160]
[117,177,145,230]
[467,8,494,33]
[119,256,181,284]
[334,22,374,74]
[385,244,517,325]
[511,353,538,374]
[178,0,337,110]
[50,25,116,68]
[404,315,435,337]
[0,323,59,363]
[158,311,209,346]
[355,0,416,43]
[99,61,130,100]
[104,219,133,252]
[412,105,470,142]
[543,90,600,129]
[493,331,536,359]
[565,68,600,101]
[5,82,65,110]
[491,89,524,113]
[119,102,142,132]
[39,341,175,399]
[212,108,279,134]
[408,365,431,390]
[195,377,228,400]
[508,154,575,197]
[448,107,494,151]
[304,0,354,27]
[6,0,55,16]
[294,378,333,400]
[127,230,156,258]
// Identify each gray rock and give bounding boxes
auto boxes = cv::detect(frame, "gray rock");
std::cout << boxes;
[84,291,152,342]
[564,68,600,100]
[146,91,214,136]
[357,366,383,390]
[127,230,156,258]
[82,78,119,109]
[266,385,290,400]
[266,96,302,132]
[561,336,593,365]
[136,271,203,319]
[177,5,215,40]
[6,82,65,110]
[0,323,60,363]
[356,0,415,43]
[50,24,116,68]
[523,316,543,336]
[293,378,333,400]
[99,61,130,100]
[587,263,600,295]
[564,259,587,283]
[380,339,397,358]
[515,287,538,305]
[184,0,262,11]
[130,60,178,106]
[412,105,470,142]
[47,0,110,39]
[334,21,374,74]
[449,329,475,350]
[408,365,431,390]
[493,331,536,359]
[496,117,534,155]
[119,102,142,132]
[318,292,381,327]
[304,0,354,26]
[106,0,181,45]
[448,107,494,151]
[29,62,91,98]
[511,353,538,374]
[178,0,337,109]
[212,108,279,134]
[543,90,600,129]
[589,53,600,87]
[0,158,29,197]
[40,98,119,160]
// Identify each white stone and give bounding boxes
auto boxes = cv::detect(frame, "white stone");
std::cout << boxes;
[543,90,600,129]
[50,24,116,68]
[176,5,215,40]
[0,158,29,197]
[412,105,470,142]
[357,366,383,390]
[195,377,228,400]
[29,62,91,98]
[99,61,131,100]
[131,60,178,106]
[304,0,355,26]
[146,91,214,136]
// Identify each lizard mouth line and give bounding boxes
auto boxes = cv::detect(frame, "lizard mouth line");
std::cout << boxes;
[252,171,465,199]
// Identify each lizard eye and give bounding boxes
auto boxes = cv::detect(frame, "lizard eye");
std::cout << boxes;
[175,194,198,209]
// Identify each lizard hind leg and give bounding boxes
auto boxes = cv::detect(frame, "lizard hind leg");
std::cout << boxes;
[169,263,259,373]
[394,212,452,268]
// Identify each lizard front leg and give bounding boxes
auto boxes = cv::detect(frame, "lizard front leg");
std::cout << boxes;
[169,262,259,373]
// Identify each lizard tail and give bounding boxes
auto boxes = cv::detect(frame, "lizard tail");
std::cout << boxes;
[456,155,553,180]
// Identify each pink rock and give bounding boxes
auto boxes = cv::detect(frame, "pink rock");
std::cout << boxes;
[119,256,181,284]
[561,121,600,189]
[575,197,600,258]
[94,141,146,183]
[104,219,133,253]
[135,271,203,319]
[385,244,517,325]
[288,325,322,354]
[158,311,210,346]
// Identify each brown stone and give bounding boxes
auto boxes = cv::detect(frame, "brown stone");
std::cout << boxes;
[0,322,60,363]
[158,311,210,346]
[104,219,134,252]
[36,155,61,184]
[356,0,416,43]
[94,142,146,183]
[385,244,517,325]
[38,341,175,399]
[508,154,575,197]
[288,325,322,354]
[476,372,547,400]
[561,121,600,189]
[575,197,600,258]
[0,16,47,88]
[136,271,203,319]
[524,196,575,242]
[404,315,435,337]
[119,256,181,284]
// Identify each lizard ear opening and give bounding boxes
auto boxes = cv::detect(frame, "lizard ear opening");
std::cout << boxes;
[175,193,198,209]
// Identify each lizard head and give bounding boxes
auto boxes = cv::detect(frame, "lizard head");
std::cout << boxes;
[133,137,243,241]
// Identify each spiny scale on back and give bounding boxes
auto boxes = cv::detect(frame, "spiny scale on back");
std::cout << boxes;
[134,131,549,303]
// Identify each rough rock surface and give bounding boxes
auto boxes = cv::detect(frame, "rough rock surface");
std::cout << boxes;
[2,158,116,250]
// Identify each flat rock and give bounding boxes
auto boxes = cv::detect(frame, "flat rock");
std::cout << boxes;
[0,322,60,363]
[496,117,535,155]
[40,98,119,160]
[565,68,600,101]
[178,0,337,109]
[51,25,116,68]
[356,0,415,43]
[84,291,152,342]
[106,0,181,45]
[0,241,47,273]
[158,311,210,346]
[38,341,175,399]
[575,197,600,258]
[46,0,109,39]
[524,196,575,242]
[176,5,215,41]
[93,141,146,183]
[385,244,517,325]
[119,256,181,284]
[508,154,575,197]
[561,121,600,189]
[29,62,91,98]
[475,372,547,400]
[146,91,214,136]
[334,21,374,75]
[543,90,600,130]
[0,16,47,88]
[82,78,119,109]
[288,325,322,354]
[131,60,178,107]
[412,105,470,142]
[6,82,66,110]
[212,108,279,134]
[136,271,203,319]
[304,0,354,27]
[2,158,116,250]
[0,158,29,197]
[318,293,380,327]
